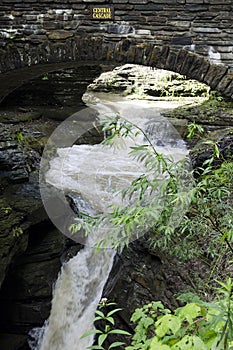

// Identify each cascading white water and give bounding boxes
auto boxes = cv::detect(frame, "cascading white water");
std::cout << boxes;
[29,151,144,350]
[29,93,191,350]
[32,246,115,350]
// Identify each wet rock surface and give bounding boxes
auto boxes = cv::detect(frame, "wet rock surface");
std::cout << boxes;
[0,117,81,350]
[190,127,233,168]
[163,95,233,128]
[0,110,42,124]
[88,64,209,98]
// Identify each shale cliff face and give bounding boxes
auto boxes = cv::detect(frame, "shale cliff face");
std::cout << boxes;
[0,63,101,292]
[0,121,83,350]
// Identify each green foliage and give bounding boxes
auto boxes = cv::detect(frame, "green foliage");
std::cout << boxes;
[15,128,46,153]
[70,114,233,273]
[89,280,233,350]
[81,299,131,350]
[70,114,193,251]
[144,278,233,350]
[125,301,171,350]
[16,130,24,144]
[187,122,205,140]
[174,159,233,264]
[144,133,233,266]
[77,114,233,349]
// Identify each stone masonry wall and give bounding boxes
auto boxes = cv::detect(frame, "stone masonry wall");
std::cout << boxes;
[0,0,233,67]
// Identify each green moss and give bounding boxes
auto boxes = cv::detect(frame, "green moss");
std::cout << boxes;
[21,135,48,152]
[163,92,233,126]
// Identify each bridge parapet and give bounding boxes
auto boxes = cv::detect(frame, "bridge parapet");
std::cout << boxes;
[0,0,233,67]
[0,1,233,100]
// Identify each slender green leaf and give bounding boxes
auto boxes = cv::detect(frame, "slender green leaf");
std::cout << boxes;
[95,310,105,318]
[98,333,108,347]
[109,341,126,349]
[80,329,102,339]
[109,329,131,335]
[106,316,115,325]
[88,346,104,350]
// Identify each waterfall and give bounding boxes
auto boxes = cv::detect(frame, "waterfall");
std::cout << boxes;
[30,245,115,350]
[29,93,191,350]
[29,143,143,350]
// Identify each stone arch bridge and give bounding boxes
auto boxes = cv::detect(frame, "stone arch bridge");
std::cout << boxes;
[0,0,233,101]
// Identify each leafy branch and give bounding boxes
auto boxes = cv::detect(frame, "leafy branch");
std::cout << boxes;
[70,114,192,251]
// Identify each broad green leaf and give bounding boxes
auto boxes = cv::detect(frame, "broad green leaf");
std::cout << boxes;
[150,337,171,350]
[171,335,194,349]
[200,328,217,342]
[193,335,208,350]
[176,303,201,323]
[131,308,146,322]
[177,293,203,304]
[107,308,123,317]
[151,301,167,311]
[155,314,181,338]
[142,316,154,329]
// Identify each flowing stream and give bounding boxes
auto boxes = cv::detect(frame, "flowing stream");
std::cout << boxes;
[29,93,190,350]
